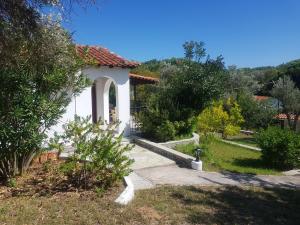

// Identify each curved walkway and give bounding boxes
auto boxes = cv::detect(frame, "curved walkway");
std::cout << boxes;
[131,165,300,189]
[129,146,300,190]
[131,164,300,190]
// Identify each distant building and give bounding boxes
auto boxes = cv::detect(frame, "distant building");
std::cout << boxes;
[255,95,300,131]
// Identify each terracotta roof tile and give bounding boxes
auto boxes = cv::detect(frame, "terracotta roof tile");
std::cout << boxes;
[276,113,300,121]
[254,96,270,101]
[76,45,140,68]
[129,73,159,83]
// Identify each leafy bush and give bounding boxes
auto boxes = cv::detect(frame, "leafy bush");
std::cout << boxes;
[197,98,244,138]
[256,126,300,169]
[6,178,17,188]
[137,93,195,142]
[156,121,176,142]
[138,107,194,142]
[50,116,134,189]
[138,41,228,142]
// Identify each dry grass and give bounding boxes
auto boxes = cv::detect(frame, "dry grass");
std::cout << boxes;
[0,185,299,225]
[0,160,122,198]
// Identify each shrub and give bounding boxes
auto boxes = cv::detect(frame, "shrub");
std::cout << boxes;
[6,178,17,188]
[50,116,134,189]
[138,95,194,142]
[256,126,300,169]
[138,108,194,142]
[156,121,176,142]
[197,98,244,138]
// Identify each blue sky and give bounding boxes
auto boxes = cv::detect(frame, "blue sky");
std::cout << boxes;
[64,0,300,68]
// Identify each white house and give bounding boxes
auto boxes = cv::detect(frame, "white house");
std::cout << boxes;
[49,45,141,137]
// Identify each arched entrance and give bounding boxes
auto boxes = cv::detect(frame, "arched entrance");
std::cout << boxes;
[92,77,119,126]
[109,81,117,123]
[78,65,131,136]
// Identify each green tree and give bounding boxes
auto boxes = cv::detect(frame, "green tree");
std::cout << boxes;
[197,98,244,138]
[236,92,276,130]
[277,59,300,89]
[139,41,229,141]
[0,0,96,68]
[183,41,206,62]
[227,65,261,96]
[271,76,300,131]
[0,1,92,179]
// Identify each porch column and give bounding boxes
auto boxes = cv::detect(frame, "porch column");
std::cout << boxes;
[95,77,110,124]
[116,76,131,136]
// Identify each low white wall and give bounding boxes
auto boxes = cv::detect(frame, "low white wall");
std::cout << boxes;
[134,137,195,168]
[115,176,134,205]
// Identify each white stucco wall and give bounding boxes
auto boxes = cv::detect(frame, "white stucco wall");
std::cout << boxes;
[48,66,131,138]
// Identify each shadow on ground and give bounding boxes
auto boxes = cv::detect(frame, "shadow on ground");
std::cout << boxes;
[168,185,300,225]
[231,157,281,174]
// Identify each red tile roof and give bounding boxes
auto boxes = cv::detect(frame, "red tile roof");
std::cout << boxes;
[254,95,270,101]
[276,113,300,121]
[76,45,140,68]
[129,73,159,83]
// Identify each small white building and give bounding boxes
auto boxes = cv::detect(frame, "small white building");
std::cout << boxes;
[49,45,141,137]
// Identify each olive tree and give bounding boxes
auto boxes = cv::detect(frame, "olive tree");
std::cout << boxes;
[271,76,300,130]
[139,41,229,141]
[227,65,261,96]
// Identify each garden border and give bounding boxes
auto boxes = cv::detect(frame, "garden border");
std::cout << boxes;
[220,139,261,151]
[114,176,134,205]
[159,132,199,148]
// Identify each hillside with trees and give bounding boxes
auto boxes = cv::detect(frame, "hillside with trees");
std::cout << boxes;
[132,57,300,96]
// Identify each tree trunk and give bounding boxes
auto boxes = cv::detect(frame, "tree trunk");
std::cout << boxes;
[286,113,293,130]
[293,114,299,131]
[0,158,9,178]
[21,150,36,175]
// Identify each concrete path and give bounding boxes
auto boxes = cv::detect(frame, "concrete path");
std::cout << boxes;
[61,144,300,190]
[133,165,300,190]
[128,145,300,190]
[128,145,175,170]
[127,145,175,190]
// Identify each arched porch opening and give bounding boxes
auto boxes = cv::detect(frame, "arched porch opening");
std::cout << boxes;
[92,77,119,126]
[108,81,117,123]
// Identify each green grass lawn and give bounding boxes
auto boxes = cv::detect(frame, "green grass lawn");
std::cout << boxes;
[227,133,258,147]
[0,186,299,225]
[175,140,280,175]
